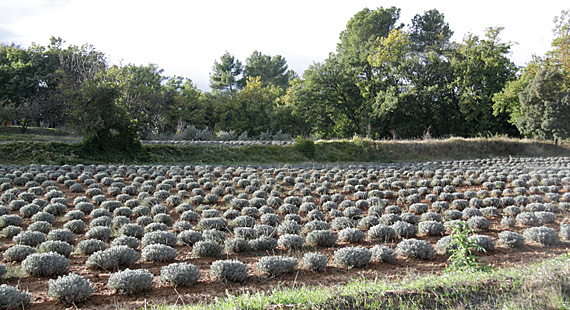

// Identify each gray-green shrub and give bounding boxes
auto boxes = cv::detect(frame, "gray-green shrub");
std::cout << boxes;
[3,245,36,262]
[333,246,371,268]
[22,252,70,277]
[338,227,366,243]
[370,245,396,264]
[177,230,204,246]
[76,239,107,255]
[418,221,445,236]
[391,221,418,238]
[395,238,435,260]
[224,237,250,254]
[111,236,140,249]
[498,231,524,248]
[302,252,327,272]
[141,231,177,247]
[249,236,278,252]
[142,244,177,263]
[107,268,154,295]
[37,240,73,258]
[467,216,491,231]
[13,231,46,246]
[0,284,31,309]
[210,260,248,282]
[277,234,304,250]
[160,262,201,287]
[48,273,94,304]
[192,240,222,257]
[305,230,337,247]
[256,255,298,276]
[468,235,495,252]
[523,226,558,246]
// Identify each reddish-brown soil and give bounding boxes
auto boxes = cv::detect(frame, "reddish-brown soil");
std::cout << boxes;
[2,182,569,310]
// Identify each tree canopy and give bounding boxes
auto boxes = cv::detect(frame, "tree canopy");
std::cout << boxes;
[1,7,567,145]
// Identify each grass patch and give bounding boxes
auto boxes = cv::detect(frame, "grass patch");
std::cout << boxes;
[0,125,76,136]
[159,253,570,310]
[0,137,568,165]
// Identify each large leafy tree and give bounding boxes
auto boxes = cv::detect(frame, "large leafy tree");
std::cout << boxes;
[494,9,570,135]
[107,63,168,137]
[47,38,139,151]
[450,27,518,136]
[0,42,58,132]
[214,77,281,136]
[209,52,245,94]
[368,28,460,138]
[408,9,453,52]
[162,76,209,132]
[301,53,366,138]
[284,6,403,139]
[517,68,570,140]
[276,78,320,137]
[243,51,295,90]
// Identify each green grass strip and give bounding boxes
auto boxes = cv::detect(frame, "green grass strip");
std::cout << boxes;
[147,253,570,310]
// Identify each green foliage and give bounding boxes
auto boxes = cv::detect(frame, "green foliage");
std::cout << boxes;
[408,9,453,52]
[445,226,490,273]
[244,51,295,89]
[517,68,570,140]
[293,137,315,158]
[209,52,245,94]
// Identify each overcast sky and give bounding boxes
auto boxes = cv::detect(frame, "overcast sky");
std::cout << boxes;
[1,0,568,91]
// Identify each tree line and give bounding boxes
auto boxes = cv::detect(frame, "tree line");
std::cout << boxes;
[1,7,569,150]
